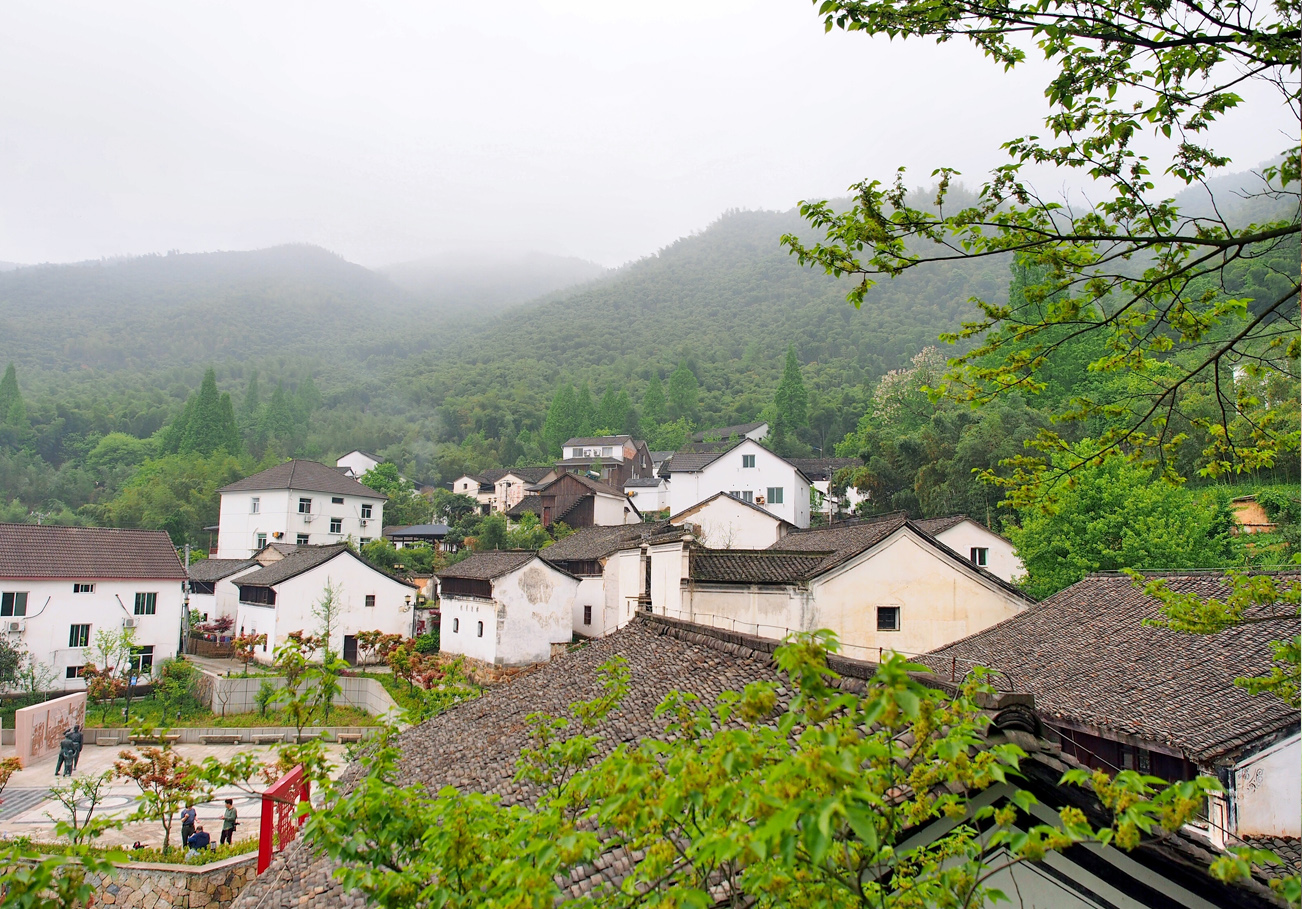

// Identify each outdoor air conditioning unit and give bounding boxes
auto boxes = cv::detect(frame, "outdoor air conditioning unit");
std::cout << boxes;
[302,513,314,523]
[6,620,23,634]
[360,519,368,527]
[756,496,766,505]
[272,531,284,539]
[123,618,137,629]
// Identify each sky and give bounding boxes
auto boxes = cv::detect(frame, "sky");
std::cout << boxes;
[0,1,1291,268]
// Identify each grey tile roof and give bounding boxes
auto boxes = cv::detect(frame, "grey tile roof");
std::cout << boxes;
[383,524,450,537]
[541,523,673,563]
[785,458,860,481]
[690,421,767,442]
[233,544,352,587]
[217,459,385,499]
[920,571,1301,762]
[623,477,663,488]
[690,550,831,584]
[435,550,537,580]
[659,440,742,474]
[0,523,187,580]
[187,558,257,583]
[507,495,543,517]
[765,515,910,574]
[563,435,633,447]
[478,467,553,485]
[914,514,970,535]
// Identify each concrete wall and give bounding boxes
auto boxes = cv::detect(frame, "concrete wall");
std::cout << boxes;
[1235,732,1301,837]
[672,495,787,549]
[625,481,669,513]
[83,851,257,909]
[932,521,1024,585]
[572,576,606,638]
[217,486,385,559]
[84,725,384,745]
[648,539,688,620]
[1,578,184,691]
[593,492,640,526]
[13,691,86,767]
[440,596,499,664]
[196,669,400,722]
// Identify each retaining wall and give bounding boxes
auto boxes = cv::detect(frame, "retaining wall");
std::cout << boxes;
[85,726,383,746]
[195,671,400,722]
[83,851,257,908]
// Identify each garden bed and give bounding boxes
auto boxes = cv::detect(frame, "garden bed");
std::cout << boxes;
[82,697,380,729]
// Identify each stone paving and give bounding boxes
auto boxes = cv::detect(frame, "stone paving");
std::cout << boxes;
[0,738,348,850]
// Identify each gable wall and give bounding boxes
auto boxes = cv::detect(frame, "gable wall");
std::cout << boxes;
[673,441,810,528]
[672,496,786,549]
[933,522,1023,584]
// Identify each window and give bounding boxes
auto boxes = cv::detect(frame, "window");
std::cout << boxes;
[1,592,28,617]
[298,497,312,514]
[297,534,310,545]
[191,581,215,595]
[742,454,756,468]
[65,665,85,679]
[360,537,371,545]
[256,532,267,549]
[69,624,91,648]
[130,645,154,676]
[329,517,343,534]
[365,595,376,608]
[361,503,373,519]
[133,592,157,615]
[970,547,989,567]
[602,447,612,457]
[331,496,344,505]
[250,497,260,514]
[741,491,754,503]
[240,585,276,606]
[453,618,460,633]
[877,606,900,632]
[766,487,784,504]
[583,605,592,625]
[72,583,95,593]
[476,621,484,638]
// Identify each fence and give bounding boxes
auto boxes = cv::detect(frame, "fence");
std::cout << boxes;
[258,764,310,874]
[188,634,235,658]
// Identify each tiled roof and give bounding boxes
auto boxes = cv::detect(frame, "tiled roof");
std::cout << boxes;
[914,514,971,535]
[785,458,860,481]
[547,472,631,499]
[234,544,352,588]
[541,523,673,563]
[0,523,187,580]
[383,524,450,537]
[690,550,831,584]
[624,477,663,488]
[507,495,543,517]
[477,467,553,485]
[563,435,633,447]
[921,571,1301,762]
[660,440,742,474]
[690,421,767,442]
[766,515,910,574]
[217,460,385,499]
[435,550,537,581]
[187,558,257,583]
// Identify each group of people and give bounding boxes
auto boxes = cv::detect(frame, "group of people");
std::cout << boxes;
[54,724,83,776]
[180,798,238,853]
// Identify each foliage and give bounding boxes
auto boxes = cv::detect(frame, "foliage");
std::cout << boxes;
[82,663,126,723]
[270,633,320,740]
[1140,570,1301,707]
[770,345,809,455]
[360,462,432,527]
[158,368,242,458]
[1007,453,1233,599]
[311,581,344,658]
[0,839,122,909]
[232,632,267,674]
[666,360,699,422]
[154,657,202,722]
[113,745,207,854]
[45,771,120,845]
[785,0,1300,504]
[0,634,21,687]
[356,630,405,666]
[255,680,277,718]
[0,756,20,801]
[413,631,440,654]
[306,637,1280,909]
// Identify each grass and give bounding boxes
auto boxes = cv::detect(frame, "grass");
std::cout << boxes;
[355,666,480,722]
[9,835,261,867]
[82,695,381,729]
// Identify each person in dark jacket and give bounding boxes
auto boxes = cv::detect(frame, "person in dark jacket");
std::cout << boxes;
[187,826,211,850]
[220,799,237,845]
[68,725,84,770]
[55,732,77,777]
[179,802,197,845]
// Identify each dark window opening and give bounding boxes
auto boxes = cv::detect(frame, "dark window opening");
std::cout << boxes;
[453,618,460,633]
[330,517,343,534]
[365,594,376,608]
[970,547,988,567]
[583,605,592,625]
[441,577,493,599]
[331,496,344,505]
[130,645,154,676]
[73,583,95,593]
[296,534,310,545]
[476,621,484,638]
[298,498,313,514]
[877,606,900,632]
[191,581,216,595]
[239,585,277,606]
[66,665,85,679]
[1,592,28,616]
[69,624,91,647]
[133,592,157,615]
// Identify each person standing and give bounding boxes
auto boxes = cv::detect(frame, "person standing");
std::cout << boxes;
[68,724,84,771]
[220,798,237,846]
[55,732,77,777]
[179,802,197,846]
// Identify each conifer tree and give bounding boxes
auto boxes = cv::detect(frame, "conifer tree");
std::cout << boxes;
[0,363,33,450]
[259,382,297,454]
[773,345,809,439]
[178,368,242,456]
[542,385,579,457]
[667,360,698,423]
[239,371,261,430]
[641,374,666,428]
[597,386,621,433]
[0,364,20,423]
[575,383,596,437]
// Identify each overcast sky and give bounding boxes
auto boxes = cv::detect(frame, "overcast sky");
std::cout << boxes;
[0,1,1290,268]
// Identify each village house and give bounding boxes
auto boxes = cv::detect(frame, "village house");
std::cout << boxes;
[233,543,419,665]
[689,421,769,443]
[215,459,387,558]
[540,522,674,638]
[335,449,384,480]
[0,523,187,689]
[787,457,866,521]
[382,523,452,551]
[187,556,259,627]
[555,435,654,488]
[643,515,1032,661]
[435,551,578,667]
[622,475,669,513]
[669,491,795,549]
[661,438,812,529]
[913,514,1024,584]
[448,467,555,514]
[922,570,1301,849]
[533,471,641,528]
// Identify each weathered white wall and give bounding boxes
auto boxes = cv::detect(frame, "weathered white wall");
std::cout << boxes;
[672,495,788,549]
[217,487,385,558]
[493,561,577,665]
[572,576,607,638]
[190,565,258,625]
[625,481,670,513]
[648,539,688,619]
[1235,733,1301,837]
[932,521,1023,585]
[678,584,804,641]
[669,440,810,529]
[0,578,184,689]
[440,596,498,663]
[611,548,645,632]
[336,451,382,478]
[592,493,640,526]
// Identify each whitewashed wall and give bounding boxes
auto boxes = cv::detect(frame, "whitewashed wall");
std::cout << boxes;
[672,495,789,549]
[592,493,640,526]
[217,487,385,558]
[439,597,498,663]
[931,521,1023,585]
[440,559,578,667]
[669,441,810,529]
[1235,733,1301,837]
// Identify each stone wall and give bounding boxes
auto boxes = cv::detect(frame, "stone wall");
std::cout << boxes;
[84,852,257,908]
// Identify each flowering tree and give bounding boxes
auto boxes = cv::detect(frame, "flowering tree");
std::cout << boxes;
[232,632,268,675]
[113,746,207,854]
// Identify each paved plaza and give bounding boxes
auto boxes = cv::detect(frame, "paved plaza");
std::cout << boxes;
[0,739,348,851]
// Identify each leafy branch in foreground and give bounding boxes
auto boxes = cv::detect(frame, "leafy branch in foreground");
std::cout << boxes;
[305,636,1297,908]
[785,0,1300,502]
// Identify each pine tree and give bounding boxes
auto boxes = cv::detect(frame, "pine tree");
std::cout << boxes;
[614,389,635,437]
[575,383,597,436]
[542,385,579,457]
[178,369,228,456]
[641,373,666,428]
[239,371,261,430]
[597,386,621,433]
[295,375,322,420]
[773,345,809,439]
[259,382,297,454]
[0,363,33,450]
[0,364,20,423]
[667,360,699,423]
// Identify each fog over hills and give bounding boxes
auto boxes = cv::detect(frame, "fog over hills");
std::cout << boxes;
[382,251,608,316]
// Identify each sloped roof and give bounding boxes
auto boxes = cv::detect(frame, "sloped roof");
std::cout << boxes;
[507,495,543,517]
[786,457,860,482]
[234,544,352,587]
[0,523,187,581]
[914,514,971,536]
[563,435,633,447]
[690,550,831,584]
[218,460,385,499]
[477,467,553,485]
[624,477,663,488]
[921,571,1301,762]
[187,558,257,583]
[766,515,911,574]
[541,522,673,563]
[546,472,632,499]
[435,550,538,581]
[670,491,795,527]
[690,421,767,442]
[384,524,450,537]
[659,439,742,474]
[339,449,383,462]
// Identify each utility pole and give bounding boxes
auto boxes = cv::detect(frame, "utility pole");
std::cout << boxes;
[181,544,191,655]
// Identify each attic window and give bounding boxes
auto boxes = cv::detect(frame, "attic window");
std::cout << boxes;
[877,606,900,632]
[332,496,344,505]
[970,547,988,567]
[742,454,756,468]
[73,583,95,594]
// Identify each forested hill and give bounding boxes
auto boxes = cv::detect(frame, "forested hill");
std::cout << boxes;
[398,206,1009,452]
[382,251,608,315]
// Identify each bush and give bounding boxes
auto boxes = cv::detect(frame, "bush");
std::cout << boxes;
[255,681,277,717]
[413,631,439,654]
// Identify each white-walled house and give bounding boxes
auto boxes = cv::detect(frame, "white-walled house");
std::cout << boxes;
[623,477,669,514]
[216,460,386,558]
[662,439,811,529]
[336,450,384,480]
[669,492,794,549]
[915,515,1023,584]
[0,524,187,690]
[789,458,868,521]
[233,544,418,665]
[540,523,674,639]
[187,557,259,625]
[436,551,579,667]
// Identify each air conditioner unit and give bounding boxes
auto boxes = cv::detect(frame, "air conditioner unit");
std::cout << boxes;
[302,513,314,523]
[756,496,766,505]
[360,519,368,527]
[123,618,137,629]
[272,531,284,539]
[5,620,23,633]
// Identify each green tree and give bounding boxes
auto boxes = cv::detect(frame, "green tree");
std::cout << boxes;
[0,635,21,688]
[640,373,666,430]
[0,363,34,450]
[1007,453,1233,599]
[784,0,1300,502]
[165,368,243,458]
[666,360,698,422]
[574,383,597,437]
[474,513,509,551]
[772,345,809,454]
[543,384,580,457]
[360,462,432,527]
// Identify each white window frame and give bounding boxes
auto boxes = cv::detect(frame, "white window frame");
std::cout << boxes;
[256,532,267,549]
[970,547,989,567]
[297,533,310,545]
[877,606,901,632]
[361,503,373,519]
[742,454,756,468]
[72,583,95,594]
[329,517,343,534]
[298,497,313,514]
[250,496,260,514]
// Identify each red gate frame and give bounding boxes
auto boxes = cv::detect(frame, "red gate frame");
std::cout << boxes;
[257,764,311,874]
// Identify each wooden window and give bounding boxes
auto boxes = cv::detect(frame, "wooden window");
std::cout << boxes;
[133,592,157,615]
[877,606,900,632]
[441,577,493,599]
[1,592,28,617]
[72,583,95,593]
[239,586,276,606]
[69,624,91,647]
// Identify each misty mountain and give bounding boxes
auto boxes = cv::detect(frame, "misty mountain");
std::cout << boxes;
[382,251,607,315]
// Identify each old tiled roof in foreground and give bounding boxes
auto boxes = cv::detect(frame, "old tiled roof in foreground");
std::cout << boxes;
[540,522,672,563]
[922,571,1301,762]
[435,550,537,580]
[0,523,187,580]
